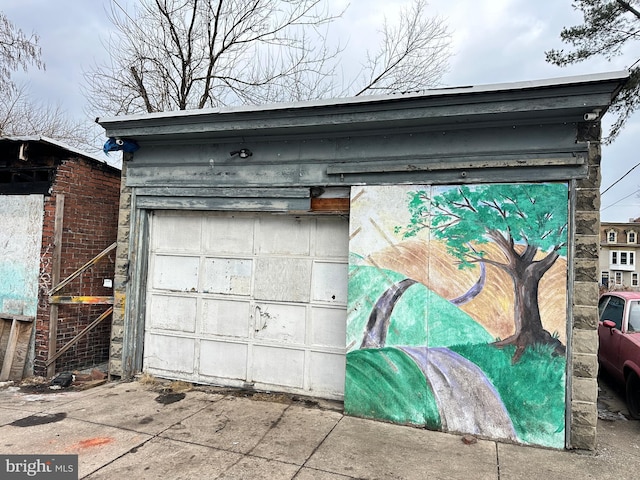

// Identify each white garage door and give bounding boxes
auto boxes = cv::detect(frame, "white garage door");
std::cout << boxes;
[143,211,349,399]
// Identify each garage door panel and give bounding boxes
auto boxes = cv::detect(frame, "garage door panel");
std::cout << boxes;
[145,334,195,373]
[312,262,348,304]
[254,303,306,343]
[203,215,255,254]
[199,340,248,379]
[153,255,199,291]
[309,352,345,394]
[153,214,202,252]
[257,216,310,255]
[254,258,312,302]
[251,346,304,388]
[148,294,197,332]
[201,299,251,337]
[315,217,349,258]
[202,258,252,295]
[310,307,346,348]
[145,212,348,400]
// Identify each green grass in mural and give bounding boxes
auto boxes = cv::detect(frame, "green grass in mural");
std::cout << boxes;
[347,264,492,349]
[345,347,441,430]
[449,342,566,447]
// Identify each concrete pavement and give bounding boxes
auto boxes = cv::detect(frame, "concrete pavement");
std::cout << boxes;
[0,377,638,479]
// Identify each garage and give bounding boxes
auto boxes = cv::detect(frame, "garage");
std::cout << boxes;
[100,71,628,449]
[144,211,348,399]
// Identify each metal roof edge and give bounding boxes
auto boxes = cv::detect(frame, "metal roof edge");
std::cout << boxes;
[97,70,630,128]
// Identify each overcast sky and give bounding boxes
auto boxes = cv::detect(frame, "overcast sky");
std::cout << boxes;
[3,0,639,222]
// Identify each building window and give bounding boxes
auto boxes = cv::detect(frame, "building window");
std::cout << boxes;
[633,273,639,287]
[608,230,617,243]
[615,272,623,285]
[602,271,610,288]
[611,250,635,267]
[629,231,637,244]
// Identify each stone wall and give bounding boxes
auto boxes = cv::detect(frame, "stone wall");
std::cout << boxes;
[570,123,602,450]
[109,159,131,378]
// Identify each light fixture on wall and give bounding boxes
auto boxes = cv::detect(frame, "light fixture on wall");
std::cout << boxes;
[230,148,252,158]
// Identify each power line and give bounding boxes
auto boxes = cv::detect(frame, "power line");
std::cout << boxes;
[601,160,640,195]
[601,188,640,211]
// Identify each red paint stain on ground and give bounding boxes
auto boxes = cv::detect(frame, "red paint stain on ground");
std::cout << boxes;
[72,437,114,449]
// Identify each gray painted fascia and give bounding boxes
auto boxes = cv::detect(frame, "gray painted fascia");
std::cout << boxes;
[98,71,628,142]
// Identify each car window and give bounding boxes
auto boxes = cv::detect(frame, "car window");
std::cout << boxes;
[628,301,640,333]
[600,296,625,330]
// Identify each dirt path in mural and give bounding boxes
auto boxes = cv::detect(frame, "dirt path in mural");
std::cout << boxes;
[399,346,518,441]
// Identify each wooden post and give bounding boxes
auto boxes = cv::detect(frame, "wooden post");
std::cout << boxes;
[47,194,64,378]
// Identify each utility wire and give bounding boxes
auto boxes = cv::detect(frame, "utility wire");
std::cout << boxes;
[601,188,640,211]
[601,160,640,195]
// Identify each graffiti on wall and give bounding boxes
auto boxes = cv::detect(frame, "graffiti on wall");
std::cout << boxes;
[345,183,568,448]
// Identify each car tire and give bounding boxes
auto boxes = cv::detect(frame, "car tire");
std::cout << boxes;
[626,372,640,420]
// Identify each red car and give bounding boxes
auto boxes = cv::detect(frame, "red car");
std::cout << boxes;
[598,292,640,418]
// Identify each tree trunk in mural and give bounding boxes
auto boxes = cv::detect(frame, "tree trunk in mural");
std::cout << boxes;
[489,231,565,363]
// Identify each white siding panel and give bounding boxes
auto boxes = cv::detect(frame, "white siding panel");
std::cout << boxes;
[312,262,348,304]
[257,216,310,255]
[152,255,199,291]
[145,334,195,373]
[202,258,252,295]
[148,295,197,332]
[199,340,248,379]
[201,299,251,337]
[251,345,304,388]
[254,258,312,302]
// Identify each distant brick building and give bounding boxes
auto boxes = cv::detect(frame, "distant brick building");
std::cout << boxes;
[600,219,640,291]
[0,136,121,378]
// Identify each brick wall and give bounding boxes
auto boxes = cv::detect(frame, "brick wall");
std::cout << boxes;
[35,157,121,376]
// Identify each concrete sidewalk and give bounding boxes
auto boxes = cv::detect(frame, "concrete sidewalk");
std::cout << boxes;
[0,379,639,479]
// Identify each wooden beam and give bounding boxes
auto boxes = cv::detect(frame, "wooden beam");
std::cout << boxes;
[45,307,113,367]
[49,296,114,305]
[49,242,117,296]
[47,194,64,378]
[0,317,34,381]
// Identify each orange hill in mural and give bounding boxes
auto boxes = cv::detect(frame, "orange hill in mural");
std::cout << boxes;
[366,239,567,345]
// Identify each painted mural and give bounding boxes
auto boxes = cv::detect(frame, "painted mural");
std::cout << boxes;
[0,195,44,317]
[345,183,568,448]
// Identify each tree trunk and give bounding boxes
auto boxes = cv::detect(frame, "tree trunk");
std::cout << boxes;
[493,249,565,363]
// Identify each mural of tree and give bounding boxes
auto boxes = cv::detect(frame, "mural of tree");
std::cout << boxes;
[397,183,568,363]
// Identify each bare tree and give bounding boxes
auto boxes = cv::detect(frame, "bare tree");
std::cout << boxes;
[353,0,450,96]
[0,12,97,153]
[85,0,452,116]
[0,11,43,94]
[0,84,96,152]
